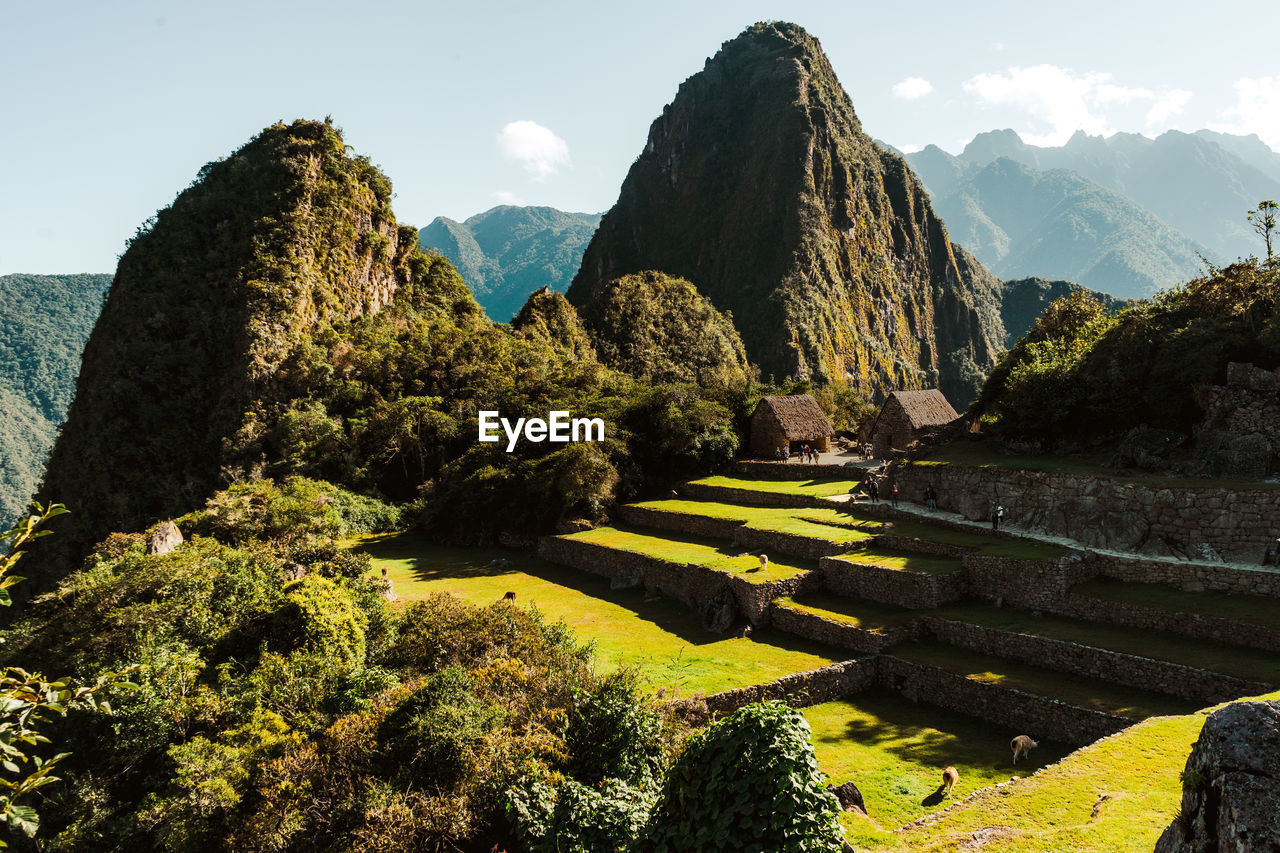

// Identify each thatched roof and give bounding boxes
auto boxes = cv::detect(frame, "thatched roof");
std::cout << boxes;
[886,389,958,429]
[753,394,833,439]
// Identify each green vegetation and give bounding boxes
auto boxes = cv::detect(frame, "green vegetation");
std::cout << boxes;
[1072,576,1280,630]
[359,535,843,694]
[778,594,917,631]
[891,643,1200,719]
[831,549,965,576]
[976,262,1280,442]
[0,274,111,528]
[578,271,752,390]
[630,499,878,543]
[863,694,1280,853]
[686,475,862,498]
[419,206,601,322]
[805,694,1071,832]
[637,702,844,852]
[561,526,814,583]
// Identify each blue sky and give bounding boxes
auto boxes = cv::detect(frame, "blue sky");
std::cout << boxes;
[4,0,1278,273]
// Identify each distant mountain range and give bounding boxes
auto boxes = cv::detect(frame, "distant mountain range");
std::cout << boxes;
[903,129,1280,298]
[419,206,601,321]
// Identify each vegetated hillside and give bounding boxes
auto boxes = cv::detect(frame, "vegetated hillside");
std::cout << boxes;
[26,120,749,586]
[923,158,1209,299]
[568,21,1008,407]
[998,277,1127,348]
[0,273,111,527]
[909,129,1280,267]
[975,260,1280,443]
[420,206,601,321]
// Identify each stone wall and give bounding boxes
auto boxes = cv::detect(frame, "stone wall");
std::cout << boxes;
[769,600,920,653]
[1060,592,1280,654]
[819,555,965,609]
[963,554,1097,610]
[1089,553,1280,598]
[875,655,1129,746]
[1195,362,1280,479]
[535,535,815,624]
[923,617,1272,704]
[704,659,876,716]
[615,505,855,560]
[616,505,743,540]
[892,460,1280,563]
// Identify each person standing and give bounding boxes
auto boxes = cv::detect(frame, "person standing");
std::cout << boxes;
[867,478,880,503]
[890,483,900,507]
[991,503,1003,531]
[925,485,938,511]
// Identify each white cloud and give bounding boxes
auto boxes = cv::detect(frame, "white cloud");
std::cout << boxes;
[1146,89,1192,129]
[963,65,1194,146]
[893,77,934,100]
[496,120,571,180]
[899,143,923,154]
[493,189,524,205]
[1210,76,1280,149]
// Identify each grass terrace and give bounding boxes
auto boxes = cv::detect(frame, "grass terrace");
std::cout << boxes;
[936,602,1280,684]
[890,643,1201,720]
[687,474,863,498]
[835,509,1072,561]
[778,593,919,633]
[1072,576,1280,630]
[629,498,879,543]
[804,694,1072,832]
[561,525,817,582]
[358,534,844,694]
[831,548,966,576]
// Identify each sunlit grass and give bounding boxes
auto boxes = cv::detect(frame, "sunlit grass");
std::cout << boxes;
[688,474,863,497]
[561,525,816,582]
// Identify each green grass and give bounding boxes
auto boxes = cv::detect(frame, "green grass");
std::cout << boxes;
[562,525,817,582]
[779,594,918,632]
[830,548,966,576]
[804,693,1073,832]
[688,474,863,497]
[1073,576,1280,630]
[630,498,880,544]
[937,602,1280,684]
[916,441,1280,491]
[358,534,844,695]
[890,643,1200,720]
[862,692,1280,853]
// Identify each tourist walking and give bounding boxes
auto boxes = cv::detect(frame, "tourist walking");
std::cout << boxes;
[867,478,879,503]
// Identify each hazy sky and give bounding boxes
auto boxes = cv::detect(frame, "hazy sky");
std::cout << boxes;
[4,0,1279,273]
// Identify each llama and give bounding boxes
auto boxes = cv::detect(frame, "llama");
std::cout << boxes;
[502,591,517,603]
[941,766,959,797]
[1011,735,1038,765]
[758,553,769,571]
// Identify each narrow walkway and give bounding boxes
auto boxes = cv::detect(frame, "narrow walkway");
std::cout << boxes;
[825,493,1280,576]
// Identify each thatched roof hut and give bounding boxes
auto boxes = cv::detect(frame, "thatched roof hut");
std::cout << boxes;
[865,390,958,456]
[749,394,833,456]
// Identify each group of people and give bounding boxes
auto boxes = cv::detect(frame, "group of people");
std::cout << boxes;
[857,442,874,461]
[776,444,822,463]
[858,478,941,513]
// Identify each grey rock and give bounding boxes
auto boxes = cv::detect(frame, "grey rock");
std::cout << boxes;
[1154,699,1280,853]
[611,566,643,589]
[146,520,183,555]
[700,587,738,633]
[830,780,867,814]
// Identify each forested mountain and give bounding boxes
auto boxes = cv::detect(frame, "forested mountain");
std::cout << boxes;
[920,158,1208,298]
[420,206,600,321]
[0,273,110,527]
[569,22,1008,407]
[907,130,1280,294]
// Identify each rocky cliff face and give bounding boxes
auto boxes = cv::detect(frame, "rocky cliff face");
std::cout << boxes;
[568,22,1006,405]
[1155,699,1280,853]
[31,119,455,584]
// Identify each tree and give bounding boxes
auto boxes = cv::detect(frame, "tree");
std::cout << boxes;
[1,504,132,848]
[1248,199,1277,260]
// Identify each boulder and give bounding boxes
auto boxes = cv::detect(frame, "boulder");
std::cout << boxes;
[829,780,867,814]
[146,520,183,555]
[699,587,738,633]
[1154,699,1280,853]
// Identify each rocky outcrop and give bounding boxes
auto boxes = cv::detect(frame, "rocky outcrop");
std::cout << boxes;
[568,22,1006,406]
[1155,699,1280,853]
[145,521,183,556]
[1193,362,1280,479]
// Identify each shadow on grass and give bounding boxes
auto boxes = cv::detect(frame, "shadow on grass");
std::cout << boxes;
[356,534,838,658]
[920,786,947,807]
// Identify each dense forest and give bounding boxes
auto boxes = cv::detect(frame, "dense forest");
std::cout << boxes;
[0,273,111,528]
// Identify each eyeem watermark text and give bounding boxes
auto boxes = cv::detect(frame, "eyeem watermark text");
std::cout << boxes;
[478,411,605,452]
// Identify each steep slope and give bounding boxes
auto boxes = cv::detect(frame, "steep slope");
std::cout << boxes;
[930,159,1209,299]
[0,273,111,527]
[421,205,601,320]
[30,119,474,583]
[568,22,1006,406]
[998,277,1127,347]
